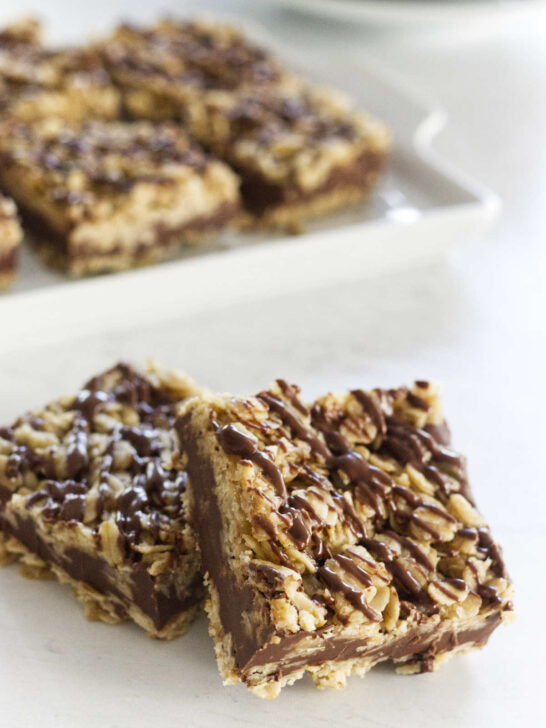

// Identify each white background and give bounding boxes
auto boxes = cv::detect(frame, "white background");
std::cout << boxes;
[0,1,545,726]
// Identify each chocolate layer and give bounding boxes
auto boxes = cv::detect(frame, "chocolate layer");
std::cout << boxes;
[0,512,201,629]
[17,200,237,272]
[237,150,386,216]
[241,612,502,680]
[179,412,273,667]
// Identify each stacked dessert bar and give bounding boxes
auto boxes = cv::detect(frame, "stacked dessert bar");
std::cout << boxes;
[1,363,514,697]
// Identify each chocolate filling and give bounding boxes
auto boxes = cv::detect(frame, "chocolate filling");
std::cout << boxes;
[131,564,204,630]
[0,512,201,630]
[241,612,502,680]
[14,200,237,269]
[178,413,274,668]
[236,149,386,216]
[179,413,503,685]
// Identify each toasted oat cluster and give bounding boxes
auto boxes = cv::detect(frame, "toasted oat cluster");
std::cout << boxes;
[0,117,240,275]
[0,19,120,122]
[100,18,389,228]
[178,380,514,698]
[0,362,204,638]
[0,194,22,290]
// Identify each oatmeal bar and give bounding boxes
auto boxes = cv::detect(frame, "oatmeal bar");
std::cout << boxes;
[101,19,389,228]
[0,195,22,290]
[101,18,283,122]
[0,19,120,122]
[195,87,390,229]
[0,362,204,639]
[177,380,513,698]
[0,118,239,275]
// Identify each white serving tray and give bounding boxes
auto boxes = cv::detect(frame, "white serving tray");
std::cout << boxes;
[270,0,546,27]
[0,14,500,353]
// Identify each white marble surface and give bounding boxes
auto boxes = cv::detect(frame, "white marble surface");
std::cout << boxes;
[0,2,545,726]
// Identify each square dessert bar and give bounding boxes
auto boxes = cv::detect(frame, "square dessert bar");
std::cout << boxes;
[0,362,204,639]
[178,380,513,698]
[101,19,389,228]
[101,18,284,121]
[197,87,390,229]
[0,19,120,123]
[0,118,239,275]
[0,194,22,290]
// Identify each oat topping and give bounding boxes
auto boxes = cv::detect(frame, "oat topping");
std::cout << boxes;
[1,362,197,556]
[0,118,214,208]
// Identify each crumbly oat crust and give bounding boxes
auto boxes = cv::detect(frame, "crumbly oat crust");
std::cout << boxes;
[178,380,514,697]
[0,194,22,290]
[0,361,205,638]
[0,117,240,275]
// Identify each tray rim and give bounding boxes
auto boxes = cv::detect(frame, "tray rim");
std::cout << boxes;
[267,0,546,25]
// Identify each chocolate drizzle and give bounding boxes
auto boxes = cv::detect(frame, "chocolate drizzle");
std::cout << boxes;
[351,389,387,439]
[211,381,504,620]
[72,389,111,420]
[65,417,89,479]
[257,392,329,459]
[276,379,309,416]
[214,422,287,500]
[477,527,507,578]
[279,503,312,550]
[381,529,434,572]
[333,553,373,587]
[317,563,381,622]
[26,480,88,522]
